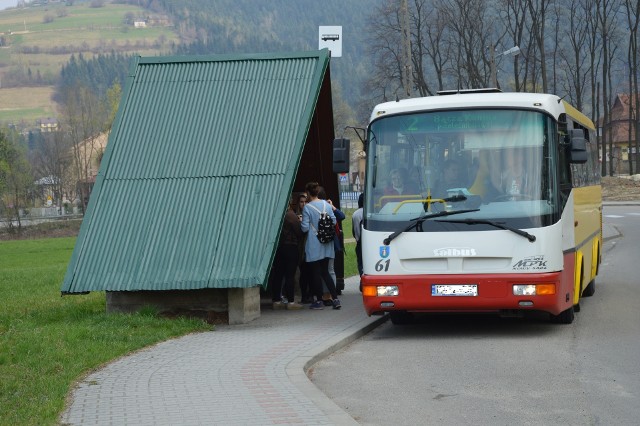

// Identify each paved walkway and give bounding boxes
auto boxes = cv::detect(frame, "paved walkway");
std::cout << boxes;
[61,276,384,425]
[61,210,625,426]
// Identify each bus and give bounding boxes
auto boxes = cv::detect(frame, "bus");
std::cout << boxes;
[345,90,601,324]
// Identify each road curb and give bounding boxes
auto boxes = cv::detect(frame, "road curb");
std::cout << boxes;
[286,314,388,425]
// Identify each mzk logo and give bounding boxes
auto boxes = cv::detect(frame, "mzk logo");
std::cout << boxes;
[433,247,477,257]
[513,255,548,270]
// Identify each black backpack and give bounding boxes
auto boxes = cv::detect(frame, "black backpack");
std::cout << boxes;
[308,202,335,243]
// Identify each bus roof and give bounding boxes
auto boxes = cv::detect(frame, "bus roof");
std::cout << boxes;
[370,92,593,129]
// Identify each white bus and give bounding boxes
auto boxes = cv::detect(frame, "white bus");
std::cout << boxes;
[349,90,601,324]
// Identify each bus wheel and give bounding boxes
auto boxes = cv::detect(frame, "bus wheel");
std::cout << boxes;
[389,311,414,325]
[550,306,575,324]
[583,279,596,297]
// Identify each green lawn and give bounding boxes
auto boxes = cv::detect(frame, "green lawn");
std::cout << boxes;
[340,208,359,278]
[0,237,210,425]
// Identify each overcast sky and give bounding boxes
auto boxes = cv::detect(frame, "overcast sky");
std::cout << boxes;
[0,0,18,11]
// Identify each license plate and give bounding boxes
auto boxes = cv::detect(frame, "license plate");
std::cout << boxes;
[431,284,478,296]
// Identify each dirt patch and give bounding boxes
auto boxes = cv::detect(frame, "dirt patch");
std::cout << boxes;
[601,176,640,201]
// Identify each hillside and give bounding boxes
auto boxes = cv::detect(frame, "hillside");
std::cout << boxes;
[0,0,378,130]
[0,0,179,127]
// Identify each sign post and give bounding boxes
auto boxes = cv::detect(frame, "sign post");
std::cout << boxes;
[319,26,342,57]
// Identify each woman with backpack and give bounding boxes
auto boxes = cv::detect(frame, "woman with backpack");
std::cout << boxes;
[318,186,345,300]
[300,181,342,310]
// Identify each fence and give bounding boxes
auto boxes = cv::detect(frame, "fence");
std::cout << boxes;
[339,191,362,209]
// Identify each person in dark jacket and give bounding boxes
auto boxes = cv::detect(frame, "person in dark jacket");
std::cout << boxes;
[270,198,304,310]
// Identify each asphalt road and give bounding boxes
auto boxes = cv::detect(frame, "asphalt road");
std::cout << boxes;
[312,205,640,425]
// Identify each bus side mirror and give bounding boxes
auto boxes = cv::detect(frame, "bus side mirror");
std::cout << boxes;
[333,138,350,173]
[569,129,588,164]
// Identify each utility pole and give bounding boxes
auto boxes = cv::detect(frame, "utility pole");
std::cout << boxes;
[401,0,412,98]
[490,44,497,88]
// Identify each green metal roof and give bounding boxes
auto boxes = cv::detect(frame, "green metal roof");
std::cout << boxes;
[62,50,332,293]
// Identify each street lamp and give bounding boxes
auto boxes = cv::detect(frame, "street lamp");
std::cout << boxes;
[490,45,520,88]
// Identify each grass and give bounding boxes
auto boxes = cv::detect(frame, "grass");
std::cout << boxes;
[340,208,359,279]
[0,83,56,126]
[0,237,210,425]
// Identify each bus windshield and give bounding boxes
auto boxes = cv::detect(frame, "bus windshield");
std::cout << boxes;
[365,109,560,233]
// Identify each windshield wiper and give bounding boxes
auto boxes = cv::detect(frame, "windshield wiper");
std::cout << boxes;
[435,219,536,242]
[383,208,479,245]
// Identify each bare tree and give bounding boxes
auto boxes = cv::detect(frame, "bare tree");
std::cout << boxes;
[0,129,32,231]
[498,0,529,91]
[365,2,405,100]
[558,0,593,110]
[624,0,639,174]
[526,0,553,92]
[31,131,72,209]
[59,84,109,212]
[597,0,623,175]
[413,0,450,95]
[438,0,494,89]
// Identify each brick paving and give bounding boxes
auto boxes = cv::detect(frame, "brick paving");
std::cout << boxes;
[61,276,383,425]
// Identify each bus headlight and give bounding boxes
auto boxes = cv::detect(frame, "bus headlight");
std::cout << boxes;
[377,286,399,296]
[362,285,399,297]
[513,284,556,296]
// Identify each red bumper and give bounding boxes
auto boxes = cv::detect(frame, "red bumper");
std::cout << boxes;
[361,271,573,316]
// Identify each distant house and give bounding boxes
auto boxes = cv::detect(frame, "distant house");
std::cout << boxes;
[133,20,146,28]
[71,132,108,208]
[600,93,639,174]
[61,50,338,325]
[39,117,58,132]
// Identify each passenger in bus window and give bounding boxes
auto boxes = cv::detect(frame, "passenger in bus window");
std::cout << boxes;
[384,168,418,196]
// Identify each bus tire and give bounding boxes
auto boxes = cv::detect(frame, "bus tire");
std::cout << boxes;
[583,279,596,297]
[550,306,575,324]
[389,311,414,325]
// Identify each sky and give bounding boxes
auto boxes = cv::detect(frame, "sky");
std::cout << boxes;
[0,0,18,12]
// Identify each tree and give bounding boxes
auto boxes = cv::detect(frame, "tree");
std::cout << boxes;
[30,130,73,208]
[59,84,111,212]
[498,0,529,91]
[438,0,494,89]
[624,0,639,174]
[0,129,33,231]
[525,0,553,92]
[414,0,451,95]
[597,0,623,175]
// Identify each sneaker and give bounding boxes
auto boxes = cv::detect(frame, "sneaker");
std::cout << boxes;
[332,299,342,310]
[286,302,304,310]
[322,299,333,306]
[272,301,286,310]
[310,301,324,310]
